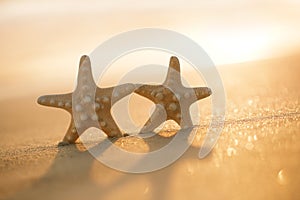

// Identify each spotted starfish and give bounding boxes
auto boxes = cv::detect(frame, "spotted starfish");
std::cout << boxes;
[134,56,212,133]
[37,55,136,145]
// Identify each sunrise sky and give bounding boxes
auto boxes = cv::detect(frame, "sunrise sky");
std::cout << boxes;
[0,0,300,99]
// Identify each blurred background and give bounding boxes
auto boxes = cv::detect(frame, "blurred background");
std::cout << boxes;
[1,0,300,99]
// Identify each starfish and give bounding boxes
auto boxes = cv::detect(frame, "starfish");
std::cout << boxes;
[134,56,212,133]
[37,55,136,145]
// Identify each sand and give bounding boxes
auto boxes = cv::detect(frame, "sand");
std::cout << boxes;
[0,55,299,200]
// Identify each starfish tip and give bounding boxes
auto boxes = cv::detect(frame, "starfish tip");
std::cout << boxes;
[169,56,180,66]
[37,96,46,105]
[58,141,72,146]
[79,55,90,67]
[170,56,179,61]
[207,87,212,95]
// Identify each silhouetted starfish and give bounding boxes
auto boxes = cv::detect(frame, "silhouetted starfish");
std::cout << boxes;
[37,55,136,145]
[134,56,212,133]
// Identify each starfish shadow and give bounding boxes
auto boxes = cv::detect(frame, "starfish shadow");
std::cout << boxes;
[7,127,212,200]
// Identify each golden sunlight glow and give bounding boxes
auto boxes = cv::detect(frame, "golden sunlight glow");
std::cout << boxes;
[198,30,273,65]
[0,0,300,99]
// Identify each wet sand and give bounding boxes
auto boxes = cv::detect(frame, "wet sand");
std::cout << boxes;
[0,56,299,200]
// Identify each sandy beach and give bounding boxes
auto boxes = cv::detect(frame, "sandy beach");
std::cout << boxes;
[0,54,299,200]
[1,1,300,199]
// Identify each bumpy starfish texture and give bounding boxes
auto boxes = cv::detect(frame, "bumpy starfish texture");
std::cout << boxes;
[37,55,136,145]
[134,56,212,133]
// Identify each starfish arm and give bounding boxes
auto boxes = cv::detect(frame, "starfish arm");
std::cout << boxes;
[173,99,194,128]
[77,55,96,84]
[98,111,123,137]
[59,117,79,145]
[140,104,167,133]
[134,85,161,102]
[193,87,212,100]
[100,83,136,104]
[179,108,194,128]
[164,56,182,85]
[37,93,73,112]
[75,55,97,97]
[170,111,182,125]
